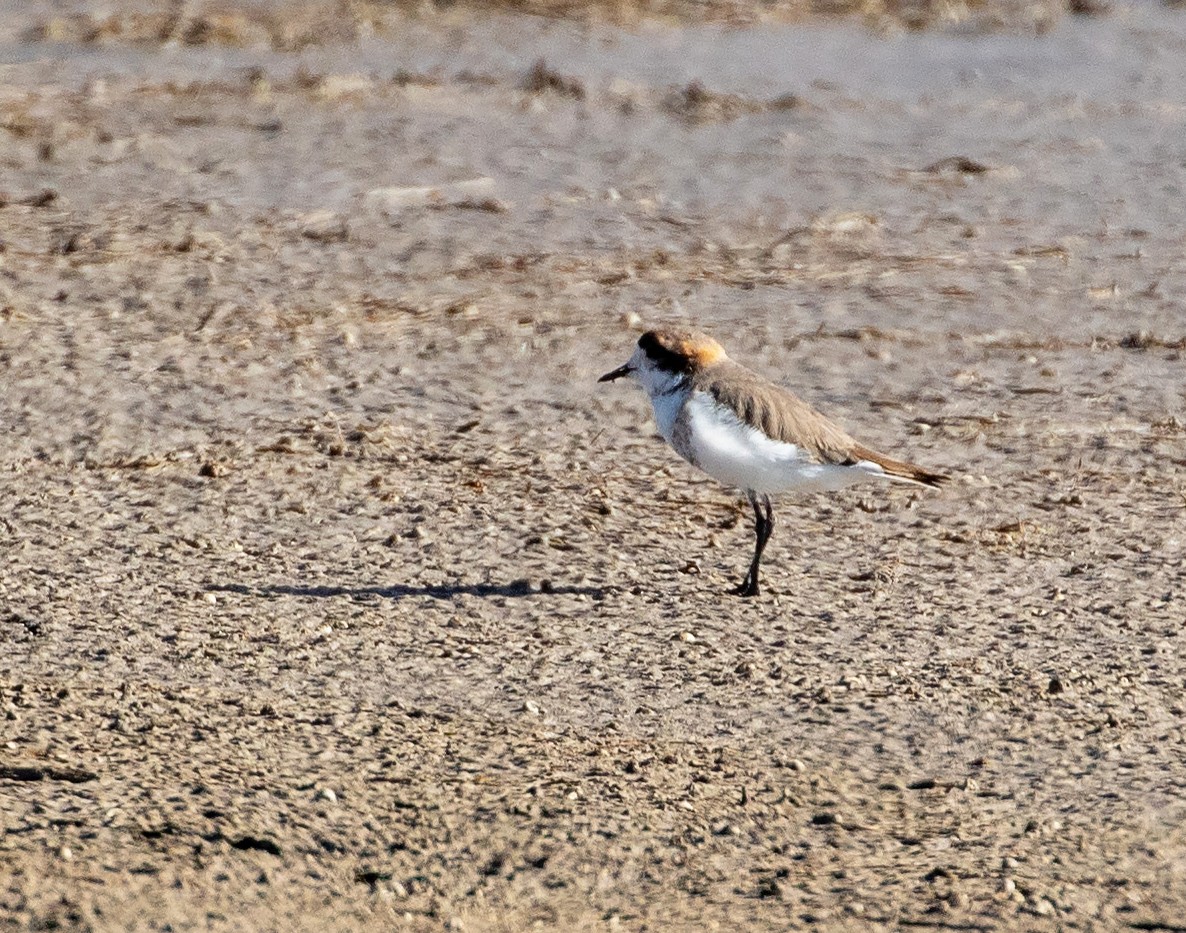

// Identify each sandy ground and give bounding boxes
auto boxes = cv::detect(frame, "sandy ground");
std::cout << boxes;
[3,2,1186,930]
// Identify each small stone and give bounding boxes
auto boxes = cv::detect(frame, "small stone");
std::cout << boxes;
[678,631,696,643]
[300,211,349,243]
[524,700,542,716]
[788,759,806,772]
[316,74,374,101]
[316,788,337,803]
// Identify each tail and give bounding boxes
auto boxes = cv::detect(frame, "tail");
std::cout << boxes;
[849,443,948,489]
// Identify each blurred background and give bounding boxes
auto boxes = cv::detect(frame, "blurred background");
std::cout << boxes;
[3,0,1185,463]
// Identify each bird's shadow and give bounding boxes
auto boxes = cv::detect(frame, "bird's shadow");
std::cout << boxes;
[207,580,607,601]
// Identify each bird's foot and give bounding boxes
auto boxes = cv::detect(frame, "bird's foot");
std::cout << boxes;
[732,579,760,598]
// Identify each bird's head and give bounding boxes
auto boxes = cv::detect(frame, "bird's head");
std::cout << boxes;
[599,329,727,395]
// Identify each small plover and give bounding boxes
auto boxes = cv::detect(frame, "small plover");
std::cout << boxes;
[600,329,946,597]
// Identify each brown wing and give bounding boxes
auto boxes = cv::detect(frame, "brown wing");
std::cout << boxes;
[695,361,948,486]
[693,361,859,465]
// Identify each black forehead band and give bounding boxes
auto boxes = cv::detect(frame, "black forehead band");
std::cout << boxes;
[638,332,694,374]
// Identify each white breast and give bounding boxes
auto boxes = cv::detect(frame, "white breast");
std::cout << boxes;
[679,391,876,495]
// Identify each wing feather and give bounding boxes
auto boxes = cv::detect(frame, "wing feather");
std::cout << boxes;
[694,362,857,465]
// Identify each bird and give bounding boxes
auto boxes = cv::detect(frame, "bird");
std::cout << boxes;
[599,328,947,597]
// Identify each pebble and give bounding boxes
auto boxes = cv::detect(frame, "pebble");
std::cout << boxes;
[316,75,374,100]
[365,178,495,213]
[300,211,349,243]
[316,788,337,803]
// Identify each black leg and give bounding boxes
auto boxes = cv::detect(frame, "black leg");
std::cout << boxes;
[739,493,764,594]
[735,492,775,597]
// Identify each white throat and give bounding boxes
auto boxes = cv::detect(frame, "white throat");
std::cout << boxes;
[629,351,688,443]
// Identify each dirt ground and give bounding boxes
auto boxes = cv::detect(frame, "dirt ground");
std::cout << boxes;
[3,2,1186,930]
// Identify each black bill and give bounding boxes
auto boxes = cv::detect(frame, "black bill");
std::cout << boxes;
[598,364,632,382]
